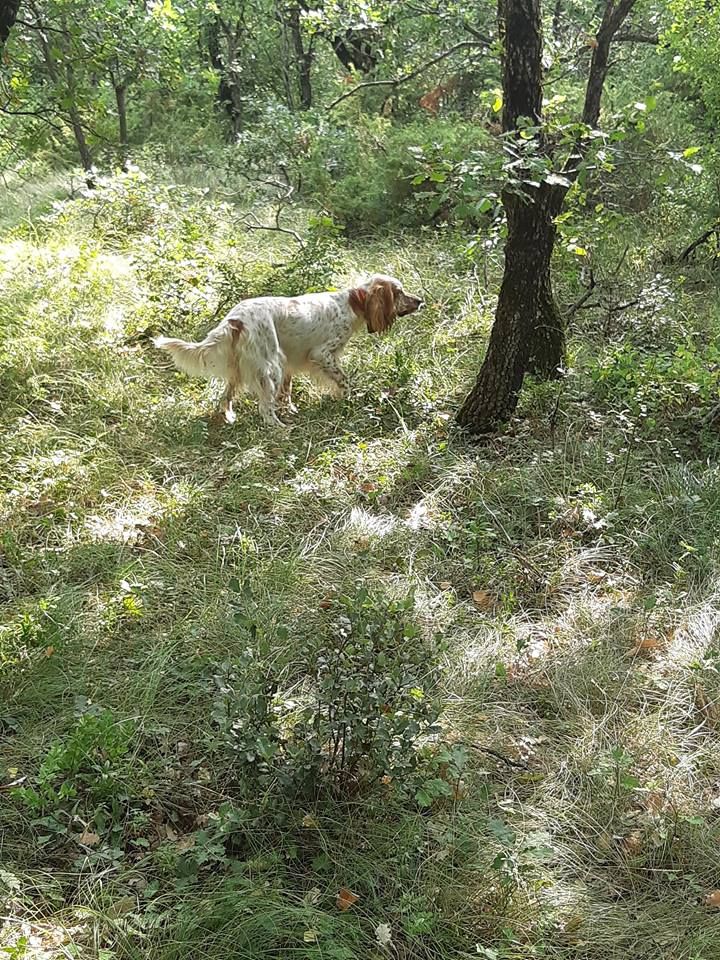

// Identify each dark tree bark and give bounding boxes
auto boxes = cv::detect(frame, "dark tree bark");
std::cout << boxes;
[31,7,94,185]
[282,2,313,109]
[331,30,379,74]
[114,83,129,168]
[68,105,93,174]
[207,16,244,137]
[582,0,636,126]
[457,0,637,434]
[0,0,20,50]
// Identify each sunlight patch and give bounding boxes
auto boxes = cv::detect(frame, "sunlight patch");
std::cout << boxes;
[102,304,125,333]
[0,239,32,273]
[96,251,134,279]
[344,506,397,539]
[85,495,163,545]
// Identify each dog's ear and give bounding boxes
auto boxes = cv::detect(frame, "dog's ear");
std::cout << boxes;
[365,280,396,334]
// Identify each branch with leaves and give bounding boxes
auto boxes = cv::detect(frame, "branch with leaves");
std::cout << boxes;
[327,39,487,110]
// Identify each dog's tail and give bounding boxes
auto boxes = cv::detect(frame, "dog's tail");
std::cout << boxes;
[153,336,216,379]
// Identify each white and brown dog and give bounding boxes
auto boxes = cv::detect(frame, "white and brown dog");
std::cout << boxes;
[153,274,422,426]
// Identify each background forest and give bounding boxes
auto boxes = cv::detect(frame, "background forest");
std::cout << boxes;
[3,1,720,958]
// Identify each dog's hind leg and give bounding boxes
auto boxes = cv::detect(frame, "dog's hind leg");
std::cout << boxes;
[219,379,240,424]
[251,365,286,428]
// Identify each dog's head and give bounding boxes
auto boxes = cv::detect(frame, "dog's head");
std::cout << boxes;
[351,274,423,334]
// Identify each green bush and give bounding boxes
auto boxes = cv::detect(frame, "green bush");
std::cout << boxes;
[227,106,495,231]
[588,338,720,433]
[211,588,445,802]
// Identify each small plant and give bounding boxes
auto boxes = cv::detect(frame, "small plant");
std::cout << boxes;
[14,708,139,846]
[212,588,444,800]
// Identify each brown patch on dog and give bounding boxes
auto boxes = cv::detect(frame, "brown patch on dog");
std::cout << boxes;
[348,287,368,318]
[365,279,396,334]
[229,317,245,346]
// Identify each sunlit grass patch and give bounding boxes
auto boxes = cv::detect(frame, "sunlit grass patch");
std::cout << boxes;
[2,163,720,959]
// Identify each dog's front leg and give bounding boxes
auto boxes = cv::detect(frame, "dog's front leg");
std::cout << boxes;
[277,373,298,414]
[309,350,349,399]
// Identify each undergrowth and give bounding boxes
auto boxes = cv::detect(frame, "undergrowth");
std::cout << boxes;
[2,163,720,959]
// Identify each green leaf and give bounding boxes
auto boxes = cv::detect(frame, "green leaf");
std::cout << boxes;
[683,146,701,158]
[492,96,502,113]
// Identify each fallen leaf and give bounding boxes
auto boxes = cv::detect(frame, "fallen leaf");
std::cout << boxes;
[164,825,178,842]
[303,929,319,943]
[319,595,334,610]
[78,830,100,847]
[360,481,377,494]
[176,835,196,852]
[705,891,720,908]
[622,831,642,854]
[438,581,453,591]
[337,887,359,912]
[375,923,392,947]
[301,814,319,828]
[472,590,495,611]
[633,636,662,654]
[108,896,136,918]
[45,646,55,657]
[176,741,190,758]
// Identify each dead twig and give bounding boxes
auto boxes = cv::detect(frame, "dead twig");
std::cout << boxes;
[566,267,597,318]
[470,744,529,769]
[678,223,720,262]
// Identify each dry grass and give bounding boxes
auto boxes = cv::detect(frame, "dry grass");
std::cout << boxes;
[2,165,720,960]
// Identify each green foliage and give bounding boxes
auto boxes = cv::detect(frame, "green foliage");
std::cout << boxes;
[588,337,720,435]
[230,109,494,229]
[13,708,140,846]
[212,588,445,800]
[665,1,720,124]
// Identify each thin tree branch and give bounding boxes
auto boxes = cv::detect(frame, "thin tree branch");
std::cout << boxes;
[678,224,720,261]
[0,104,64,132]
[327,39,487,110]
[614,31,658,44]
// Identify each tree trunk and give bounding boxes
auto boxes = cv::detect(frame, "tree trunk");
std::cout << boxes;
[33,12,94,184]
[286,2,312,109]
[331,30,379,73]
[457,0,548,433]
[0,0,20,50]
[457,0,637,434]
[582,0,637,127]
[65,62,94,184]
[457,183,565,431]
[552,0,563,40]
[207,17,243,137]
[115,83,129,170]
[68,106,93,173]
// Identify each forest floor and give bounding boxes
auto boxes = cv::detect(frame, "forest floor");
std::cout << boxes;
[2,164,720,960]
